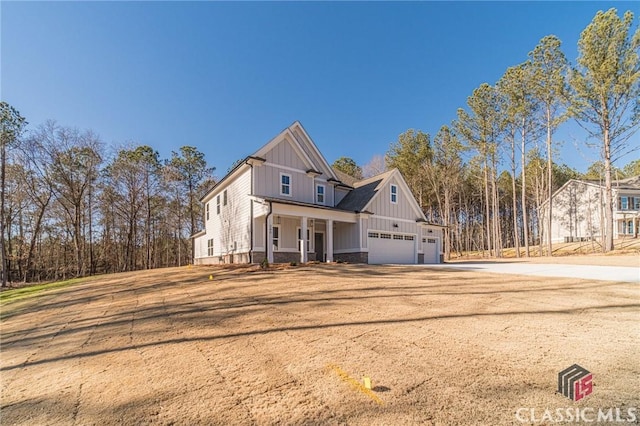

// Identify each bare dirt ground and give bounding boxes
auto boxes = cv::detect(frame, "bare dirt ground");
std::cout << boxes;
[1,262,639,425]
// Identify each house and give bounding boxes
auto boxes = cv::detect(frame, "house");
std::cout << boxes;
[192,121,443,265]
[541,175,640,243]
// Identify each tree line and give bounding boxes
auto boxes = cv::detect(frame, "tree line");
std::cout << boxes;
[0,112,214,286]
[335,8,639,259]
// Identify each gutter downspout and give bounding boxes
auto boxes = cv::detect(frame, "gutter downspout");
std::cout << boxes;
[248,161,254,264]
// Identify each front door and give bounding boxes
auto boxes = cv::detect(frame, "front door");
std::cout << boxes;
[315,233,324,262]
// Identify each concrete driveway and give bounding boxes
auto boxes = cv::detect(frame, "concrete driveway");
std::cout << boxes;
[424,262,640,283]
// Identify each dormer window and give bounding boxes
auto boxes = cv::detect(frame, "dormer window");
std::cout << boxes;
[280,173,291,196]
[390,184,398,204]
[316,184,325,204]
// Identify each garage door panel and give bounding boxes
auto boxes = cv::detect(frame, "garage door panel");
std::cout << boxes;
[368,232,415,264]
[423,237,439,264]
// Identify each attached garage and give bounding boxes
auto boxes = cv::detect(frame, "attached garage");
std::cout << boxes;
[422,237,440,264]
[367,231,416,264]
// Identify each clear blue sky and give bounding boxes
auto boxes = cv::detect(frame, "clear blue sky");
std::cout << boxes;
[2,1,638,178]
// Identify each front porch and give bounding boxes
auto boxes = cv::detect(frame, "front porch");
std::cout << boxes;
[252,198,359,264]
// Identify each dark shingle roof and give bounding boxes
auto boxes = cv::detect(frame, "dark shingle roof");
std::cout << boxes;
[336,170,395,212]
[336,178,382,212]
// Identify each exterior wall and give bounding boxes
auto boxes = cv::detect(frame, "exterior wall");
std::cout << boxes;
[253,136,334,207]
[254,163,314,203]
[542,181,604,243]
[366,175,422,221]
[195,168,252,263]
[334,222,360,252]
[264,138,307,170]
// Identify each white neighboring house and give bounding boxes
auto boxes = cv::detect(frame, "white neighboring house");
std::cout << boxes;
[192,121,444,265]
[541,175,640,243]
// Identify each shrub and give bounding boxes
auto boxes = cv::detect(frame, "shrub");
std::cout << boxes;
[260,258,269,270]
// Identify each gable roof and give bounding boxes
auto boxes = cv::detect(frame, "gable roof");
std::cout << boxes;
[337,169,426,220]
[336,173,388,212]
[253,121,338,181]
[541,175,640,207]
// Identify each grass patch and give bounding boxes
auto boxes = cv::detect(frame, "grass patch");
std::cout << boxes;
[0,278,87,306]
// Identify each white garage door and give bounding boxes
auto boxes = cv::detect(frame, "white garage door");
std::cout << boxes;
[423,237,439,264]
[368,232,416,264]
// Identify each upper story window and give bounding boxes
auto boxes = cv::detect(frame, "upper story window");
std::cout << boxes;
[635,197,640,210]
[216,195,220,214]
[206,203,210,221]
[223,190,228,206]
[280,173,292,196]
[316,184,325,204]
[390,184,398,204]
[620,196,629,210]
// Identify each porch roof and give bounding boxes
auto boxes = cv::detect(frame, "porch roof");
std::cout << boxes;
[258,196,356,213]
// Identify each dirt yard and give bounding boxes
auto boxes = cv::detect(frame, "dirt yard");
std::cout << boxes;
[1,262,639,425]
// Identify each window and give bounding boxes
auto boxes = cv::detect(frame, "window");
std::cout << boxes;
[368,232,379,238]
[380,233,392,239]
[620,197,629,210]
[223,190,228,206]
[316,184,325,204]
[623,220,634,235]
[427,238,436,244]
[206,203,210,221]
[216,195,220,214]
[393,234,404,240]
[280,173,291,196]
[207,239,214,256]
[390,184,398,204]
[635,197,640,210]
[404,235,415,241]
[297,228,311,251]
[272,226,280,251]
[422,238,427,243]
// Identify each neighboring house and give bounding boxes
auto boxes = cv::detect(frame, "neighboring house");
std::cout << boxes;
[193,121,444,265]
[541,175,640,243]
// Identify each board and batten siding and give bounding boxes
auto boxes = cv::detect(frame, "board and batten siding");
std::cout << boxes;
[333,222,360,252]
[366,176,421,221]
[254,165,314,203]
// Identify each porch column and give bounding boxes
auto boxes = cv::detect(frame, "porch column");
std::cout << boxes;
[267,214,274,263]
[300,216,308,263]
[326,219,334,262]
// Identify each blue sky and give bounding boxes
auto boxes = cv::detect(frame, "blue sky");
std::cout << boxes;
[2,1,638,178]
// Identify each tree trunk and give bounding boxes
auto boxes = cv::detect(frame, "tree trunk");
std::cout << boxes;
[1,140,7,287]
[603,125,614,252]
[546,106,553,257]
[521,121,530,257]
[483,159,492,256]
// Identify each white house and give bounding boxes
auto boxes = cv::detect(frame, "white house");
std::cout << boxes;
[541,175,640,243]
[192,121,443,265]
